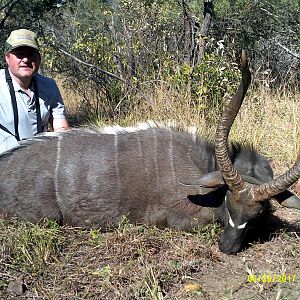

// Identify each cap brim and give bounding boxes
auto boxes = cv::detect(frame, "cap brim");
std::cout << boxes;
[5,43,39,54]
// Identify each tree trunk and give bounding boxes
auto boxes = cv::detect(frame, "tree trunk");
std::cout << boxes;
[196,0,214,64]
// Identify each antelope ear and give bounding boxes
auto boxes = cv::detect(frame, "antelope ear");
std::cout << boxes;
[179,171,225,188]
[273,190,300,210]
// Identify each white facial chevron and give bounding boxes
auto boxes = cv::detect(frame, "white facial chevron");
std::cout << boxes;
[225,195,248,229]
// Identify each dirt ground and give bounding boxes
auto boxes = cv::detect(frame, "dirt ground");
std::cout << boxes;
[193,206,300,300]
[1,200,300,300]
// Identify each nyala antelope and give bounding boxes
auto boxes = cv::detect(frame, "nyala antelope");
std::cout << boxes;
[1,50,299,254]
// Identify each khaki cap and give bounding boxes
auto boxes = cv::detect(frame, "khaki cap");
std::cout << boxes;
[5,29,39,54]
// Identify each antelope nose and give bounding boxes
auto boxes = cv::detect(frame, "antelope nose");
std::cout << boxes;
[218,232,242,255]
[218,239,238,255]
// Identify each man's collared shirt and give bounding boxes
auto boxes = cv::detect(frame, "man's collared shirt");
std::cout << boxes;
[0,68,67,153]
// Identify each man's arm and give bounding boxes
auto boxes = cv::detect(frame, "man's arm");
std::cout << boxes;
[44,77,70,132]
[53,118,70,131]
[0,129,20,154]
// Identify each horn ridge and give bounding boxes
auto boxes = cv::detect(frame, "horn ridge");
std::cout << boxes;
[252,161,300,201]
[215,49,251,193]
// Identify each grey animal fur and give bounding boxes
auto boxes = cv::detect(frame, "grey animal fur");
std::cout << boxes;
[0,127,275,231]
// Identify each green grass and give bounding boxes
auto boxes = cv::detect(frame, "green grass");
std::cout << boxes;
[0,219,61,275]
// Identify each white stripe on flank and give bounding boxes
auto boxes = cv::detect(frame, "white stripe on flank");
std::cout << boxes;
[114,134,121,193]
[54,135,63,209]
[168,132,176,183]
[136,134,143,161]
[152,129,160,182]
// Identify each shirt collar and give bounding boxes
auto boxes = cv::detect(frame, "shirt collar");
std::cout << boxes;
[8,69,35,93]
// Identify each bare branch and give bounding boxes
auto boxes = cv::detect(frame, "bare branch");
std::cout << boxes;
[276,42,300,60]
[58,48,127,84]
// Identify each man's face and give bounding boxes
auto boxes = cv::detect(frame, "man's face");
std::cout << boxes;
[5,46,41,82]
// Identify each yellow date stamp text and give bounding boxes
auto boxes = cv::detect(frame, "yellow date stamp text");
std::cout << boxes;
[248,274,297,283]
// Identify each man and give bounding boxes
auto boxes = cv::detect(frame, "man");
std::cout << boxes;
[0,28,69,154]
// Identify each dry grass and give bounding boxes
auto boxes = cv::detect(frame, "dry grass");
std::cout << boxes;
[1,214,299,299]
[1,79,300,299]
[231,85,300,166]
[60,78,300,166]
